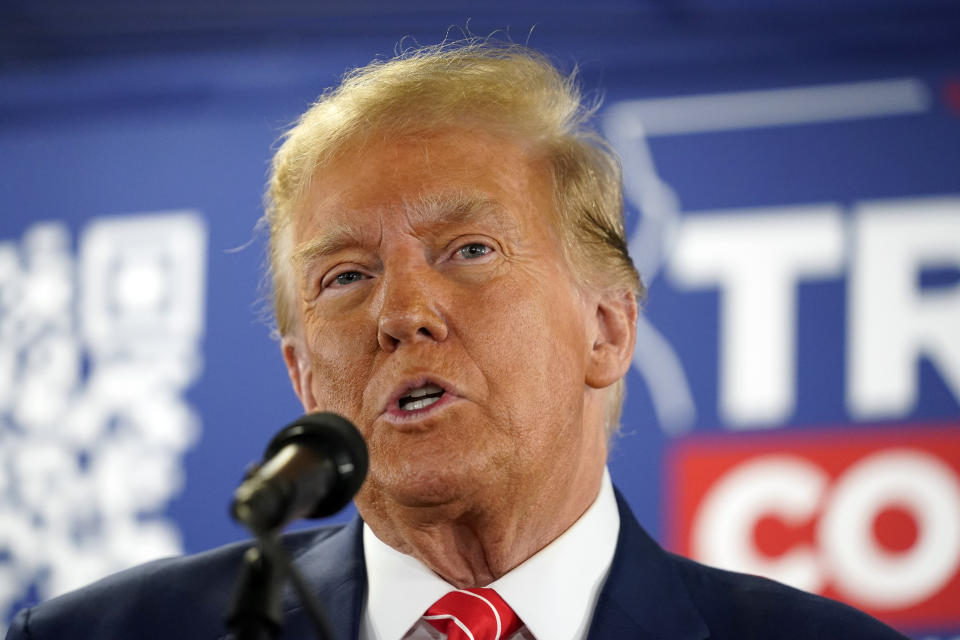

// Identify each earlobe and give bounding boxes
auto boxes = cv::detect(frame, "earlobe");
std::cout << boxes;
[585,290,638,389]
[282,335,318,412]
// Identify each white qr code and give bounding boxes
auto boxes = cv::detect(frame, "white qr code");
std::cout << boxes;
[0,212,207,628]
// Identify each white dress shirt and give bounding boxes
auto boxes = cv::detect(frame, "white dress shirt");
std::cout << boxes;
[359,469,620,640]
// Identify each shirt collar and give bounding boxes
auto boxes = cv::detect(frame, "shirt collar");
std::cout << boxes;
[361,469,620,640]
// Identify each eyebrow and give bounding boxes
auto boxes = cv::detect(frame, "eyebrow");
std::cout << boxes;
[291,225,369,268]
[291,192,514,268]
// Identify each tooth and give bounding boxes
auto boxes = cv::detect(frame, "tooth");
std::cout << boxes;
[401,396,441,411]
[408,384,443,399]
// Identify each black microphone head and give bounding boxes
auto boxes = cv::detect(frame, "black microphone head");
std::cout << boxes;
[264,412,368,518]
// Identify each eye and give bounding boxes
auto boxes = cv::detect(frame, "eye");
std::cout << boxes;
[336,271,365,284]
[454,242,493,260]
[324,270,367,289]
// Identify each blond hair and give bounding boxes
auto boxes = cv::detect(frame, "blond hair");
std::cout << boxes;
[264,39,643,435]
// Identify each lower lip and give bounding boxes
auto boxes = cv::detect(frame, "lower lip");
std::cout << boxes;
[383,392,459,424]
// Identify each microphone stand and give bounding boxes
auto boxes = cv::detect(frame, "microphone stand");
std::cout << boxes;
[224,546,283,640]
[225,532,337,640]
[224,412,368,640]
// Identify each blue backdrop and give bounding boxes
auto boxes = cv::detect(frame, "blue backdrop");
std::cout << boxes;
[2,2,960,636]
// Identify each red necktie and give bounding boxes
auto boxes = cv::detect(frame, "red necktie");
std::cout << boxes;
[423,588,523,640]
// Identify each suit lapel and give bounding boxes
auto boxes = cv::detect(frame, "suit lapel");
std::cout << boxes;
[280,518,366,640]
[587,490,709,640]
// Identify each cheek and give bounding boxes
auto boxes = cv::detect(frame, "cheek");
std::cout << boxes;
[483,264,587,360]
[463,275,589,419]
[303,313,376,420]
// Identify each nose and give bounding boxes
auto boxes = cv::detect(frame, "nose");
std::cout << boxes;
[376,261,449,352]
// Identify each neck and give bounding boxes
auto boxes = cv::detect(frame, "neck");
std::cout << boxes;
[359,463,605,588]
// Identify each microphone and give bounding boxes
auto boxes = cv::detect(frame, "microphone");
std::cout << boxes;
[231,412,368,535]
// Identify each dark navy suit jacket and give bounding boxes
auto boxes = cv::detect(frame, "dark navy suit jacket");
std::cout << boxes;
[6,491,907,639]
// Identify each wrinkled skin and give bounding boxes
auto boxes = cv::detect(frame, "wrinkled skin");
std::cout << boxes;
[282,127,637,587]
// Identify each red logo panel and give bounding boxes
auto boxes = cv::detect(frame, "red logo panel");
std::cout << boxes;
[665,423,960,630]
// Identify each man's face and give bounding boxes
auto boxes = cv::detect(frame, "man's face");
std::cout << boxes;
[283,127,610,520]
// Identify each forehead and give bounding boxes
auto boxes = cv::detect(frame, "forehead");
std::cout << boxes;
[292,193,523,267]
[290,128,555,246]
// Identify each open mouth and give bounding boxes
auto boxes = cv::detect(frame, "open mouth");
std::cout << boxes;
[398,383,445,412]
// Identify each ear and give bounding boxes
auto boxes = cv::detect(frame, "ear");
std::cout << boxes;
[282,334,319,412]
[585,289,638,389]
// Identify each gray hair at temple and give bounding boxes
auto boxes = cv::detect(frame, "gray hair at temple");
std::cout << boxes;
[263,39,643,436]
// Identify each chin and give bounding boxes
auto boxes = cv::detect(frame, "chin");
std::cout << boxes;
[368,461,491,511]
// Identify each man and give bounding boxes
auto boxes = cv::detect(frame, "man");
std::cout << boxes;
[8,40,906,640]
